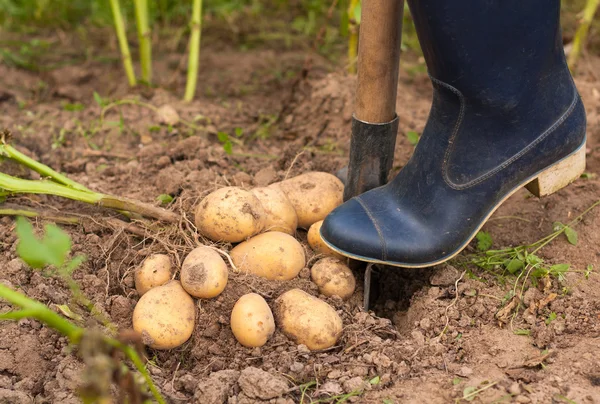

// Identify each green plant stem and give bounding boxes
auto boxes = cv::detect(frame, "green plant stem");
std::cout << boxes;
[568,0,600,71]
[0,172,178,223]
[109,0,137,86]
[184,0,203,102]
[347,0,360,74]
[134,0,152,83]
[0,143,91,192]
[0,206,80,224]
[0,284,83,341]
[0,285,165,404]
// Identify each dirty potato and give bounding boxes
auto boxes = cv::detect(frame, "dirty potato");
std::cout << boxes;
[310,257,356,299]
[195,187,266,243]
[181,246,228,299]
[230,231,306,281]
[132,281,195,350]
[134,254,172,295]
[251,187,298,235]
[307,220,345,260]
[230,293,275,347]
[275,288,342,350]
[271,172,344,228]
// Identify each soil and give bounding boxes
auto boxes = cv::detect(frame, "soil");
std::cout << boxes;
[0,30,599,404]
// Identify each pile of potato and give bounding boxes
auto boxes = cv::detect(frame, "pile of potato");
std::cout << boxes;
[131,172,356,352]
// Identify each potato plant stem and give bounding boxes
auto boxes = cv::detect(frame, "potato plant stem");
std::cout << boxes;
[134,0,152,83]
[568,0,600,71]
[0,285,165,404]
[184,0,203,102]
[0,142,91,192]
[347,0,360,74]
[0,172,178,223]
[109,0,138,86]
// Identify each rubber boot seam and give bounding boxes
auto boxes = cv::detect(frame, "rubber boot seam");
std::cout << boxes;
[431,76,579,190]
[355,196,388,261]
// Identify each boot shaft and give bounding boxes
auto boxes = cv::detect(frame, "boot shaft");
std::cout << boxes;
[407,0,570,109]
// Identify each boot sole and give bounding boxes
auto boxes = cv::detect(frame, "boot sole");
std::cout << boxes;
[322,139,587,268]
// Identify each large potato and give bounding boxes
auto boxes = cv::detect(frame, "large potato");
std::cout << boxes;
[134,254,172,295]
[230,293,275,347]
[132,281,195,350]
[307,220,345,260]
[275,289,343,350]
[230,232,305,281]
[271,172,343,228]
[195,187,266,243]
[181,246,228,299]
[311,258,356,300]
[251,187,298,235]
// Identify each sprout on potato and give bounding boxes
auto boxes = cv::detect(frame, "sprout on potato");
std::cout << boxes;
[181,246,228,299]
[307,220,345,259]
[310,257,356,300]
[275,288,343,350]
[195,187,266,243]
[271,172,343,228]
[134,254,172,295]
[230,231,306,281]
[132,280,195,350]
[230,293,275,347]
[251,187,298,235]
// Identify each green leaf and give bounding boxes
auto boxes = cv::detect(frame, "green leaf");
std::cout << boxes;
[15,217,71,269]
[57,304,83,321]
[505,259,524,274]
[564,226,578,245]
[585,264,594,280]
[93,91,103,106]
[545,312,557,325]
[553,221,565,232]
[513,329,531,336]
[452,377,463,385]
[369,376,380,385]
[526,254,543,266]
[405,131,420,146]
[156,194,174,205]
[531,267,549,278]
[217,132,233,155]
[549,264,570,277]
[580,172,596,179]
[62,102,84,112]
[475,231,493,252]
[234,127,244,138]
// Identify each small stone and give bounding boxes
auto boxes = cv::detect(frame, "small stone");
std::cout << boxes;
[157,105,180,126]
[411,330,426,346]
[297,345,310,354]
[420,318,432,330]
[290,362,304,373]
[515,395,531,403]
[457,366,473,377]
[508,382,521,396]
[238,367,288,400]
[342,377,367,394]
[156,156,171,168]
[327,370,342,379]
[254,167,278,186]
[362,354,373,364]
[233,172,252,186]
[429,264,461,286]
[318,381,343,396]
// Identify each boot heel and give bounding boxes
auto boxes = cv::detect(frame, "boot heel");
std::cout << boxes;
[526,145,586,197]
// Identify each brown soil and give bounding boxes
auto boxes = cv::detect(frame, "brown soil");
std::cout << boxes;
[0,33,599,404]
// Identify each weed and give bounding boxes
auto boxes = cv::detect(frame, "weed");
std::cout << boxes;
[405,130,420,146]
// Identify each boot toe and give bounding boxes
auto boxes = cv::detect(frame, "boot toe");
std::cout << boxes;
[320,197,386,261]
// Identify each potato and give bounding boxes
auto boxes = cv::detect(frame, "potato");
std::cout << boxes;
[195,187,266,243]
[307,220,345,259]
[251,187,298,235]
[181,246,228,299]
[311,258,356,299]
[230,231,306,281]
[230,293,275,347]
[134,254,172,295]
[132,281,195,350]
[271,172,343,228]
[275,289,342,350]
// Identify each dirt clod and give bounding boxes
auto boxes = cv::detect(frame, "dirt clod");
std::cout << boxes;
[237,367,288,400]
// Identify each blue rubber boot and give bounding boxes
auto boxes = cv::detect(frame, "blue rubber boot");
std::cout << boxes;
[321,0,586,268]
